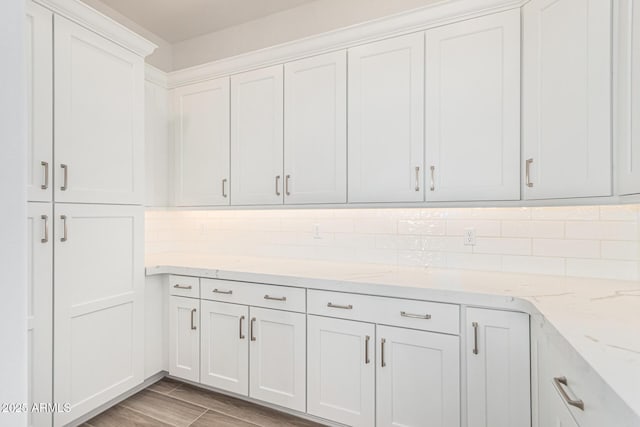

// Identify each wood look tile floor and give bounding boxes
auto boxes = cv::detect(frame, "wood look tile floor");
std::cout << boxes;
[83,378,326,427]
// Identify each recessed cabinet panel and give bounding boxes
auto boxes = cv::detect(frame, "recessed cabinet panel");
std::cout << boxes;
[426,9,520,201]
[26,1,52,203]
[284,51,347,204]
[54,15,144,204]
[523,0,612,199]
[230,65,284,205]
[348,33,425,203]
[174,78,230,206]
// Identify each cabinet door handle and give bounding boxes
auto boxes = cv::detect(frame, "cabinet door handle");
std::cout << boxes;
[222,178,228,198]
[60,215,68,242]
[173,284,192,290]
[275,175,281,196]
[40,215,49,243]
[365,335,370,364]
[381,338,386,367]
[400,311,431,320]
[41,161,49,190]
[60,164,68,191]
[430,165,435,191]
[190,308,197,330]
[212,288,232,295]
[327,302,353,310]
[239,315,245,339]
[250,317,256,341]
[285,174,291,196]
[415,166,420,191]
[525,158,534,188]
[553,376,584,411]
[264,294,286,301]
[472,322,479,355]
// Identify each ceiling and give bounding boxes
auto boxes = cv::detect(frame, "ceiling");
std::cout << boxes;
[90,0,317,43]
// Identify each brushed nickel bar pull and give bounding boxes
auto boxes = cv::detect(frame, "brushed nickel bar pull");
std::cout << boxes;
[250,317,256,341]
[285,174,291,196]
[40,215,49,243]
[430,165,435,191]
[190,308,197,330]
[275,175,281,196]
[213,288,232,295]
[239,315,245,339]
[415,166,420,191]
[173,284,193,290]
[381,338,386,367]
[526,158,534,188]
[553,376,585,411]
[60,164,68,191]
[60,215,67,242]
[264,295,286,301]
[41,161,49,190]
[365,335,370,364]
[222,178,228,198]
[401,311,431,320]
[472,322,479,355]
[327,302,353,310]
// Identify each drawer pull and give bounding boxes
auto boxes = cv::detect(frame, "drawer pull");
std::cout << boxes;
[41,215,49,243]
[553,376,584,411]
[250,317,257,341]
[525,158,534,188]
[264,295,286,301]
[190,309,197,330]
[400,311,431,320]
[365,335,370,364]
[60,215,68,242]
[173,284,193,290]
[381,338,386,367]
[60,164,68,191]
[213,288,232,295]
[41,161,49,190]
[239,315,245,340]
[327,302,353,310]
[472,322,479,355]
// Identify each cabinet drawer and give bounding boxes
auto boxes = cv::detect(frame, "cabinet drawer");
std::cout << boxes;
[169,275,200,298]
[201,279,306,313]
[308,290,459,335]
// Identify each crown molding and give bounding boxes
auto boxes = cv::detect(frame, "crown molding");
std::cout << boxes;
[167,0,526,88]
[145,64,169,88]
[35,0,157,57]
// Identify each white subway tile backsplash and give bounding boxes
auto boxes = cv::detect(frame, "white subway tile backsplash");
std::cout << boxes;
[501,221,565,238]
[501,255,566,276]
[533,239,600,259]
[565,259,639,281]
[601,241,640,261]
[446,220,501,236]
[474,237,531,256]
[531,206,599,221]
[398,219,446,235]
[565,221,638,241]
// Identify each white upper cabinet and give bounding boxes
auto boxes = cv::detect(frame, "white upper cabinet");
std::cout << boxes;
[54,15,144,205]
[426,10,521,201]
[523,0,612,199]
[284,51,347,204]
[26,2,52,203]
[173,78,230,206]
[231,65,284,205]
[466,308,531,427]
[348,33,425,203]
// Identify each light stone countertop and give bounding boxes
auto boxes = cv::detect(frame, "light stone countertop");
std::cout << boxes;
[146,253,640,419]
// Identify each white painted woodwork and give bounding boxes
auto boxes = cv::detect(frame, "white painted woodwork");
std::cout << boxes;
[53,204,144,426]
[249,307,306,412]
[144,275,168,379]
[200,278,306,313]
[466,308,531,427]
[200,300,249,395]
[54,15,144,204]
[284,51,347,204]
[541,387,580,427]
[522,0,612,199]
[425,9,520,202]
[169,275,200,299]
[145,78,171,206]
[27,203,53,427]
[230,65,284,205]
[26,1,52,203]
[173,77,230,206]
[348,33,425,203]
[376,325,460,427]
[307,316,375,427]
[169,296,200,383]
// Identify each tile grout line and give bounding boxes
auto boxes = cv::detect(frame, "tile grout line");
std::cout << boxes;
[117,403,181,427]
[187,409,209,427]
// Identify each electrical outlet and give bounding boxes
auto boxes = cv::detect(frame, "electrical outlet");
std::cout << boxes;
[464,228,476,246]
[313,223,321,239]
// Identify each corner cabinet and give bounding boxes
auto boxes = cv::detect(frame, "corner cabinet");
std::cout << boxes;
[348,33,425,203]
[522,0,612,199]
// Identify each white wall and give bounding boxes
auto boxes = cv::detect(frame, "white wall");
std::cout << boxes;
[0,0,27,426]
[172,0,442,69]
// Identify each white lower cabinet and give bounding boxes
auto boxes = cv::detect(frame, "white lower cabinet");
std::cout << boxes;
[376,325,461,427]
[200,300,249,395]
[540,385,580,427]
[307,316,375,427]
[169,296,200,383]
[249,307,306,412]
[465,308,530,427]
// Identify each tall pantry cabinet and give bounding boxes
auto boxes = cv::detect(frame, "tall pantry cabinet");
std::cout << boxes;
[24,1,155,426]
